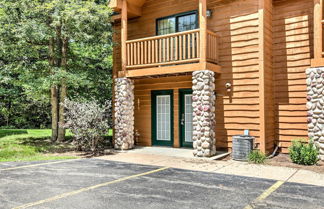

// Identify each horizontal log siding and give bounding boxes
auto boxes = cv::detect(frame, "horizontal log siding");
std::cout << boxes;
[209,0,260,150]
[262,0,275,154]
[273,0,312,153]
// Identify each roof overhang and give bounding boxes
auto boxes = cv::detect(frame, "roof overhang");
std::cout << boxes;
[109,0,146,18]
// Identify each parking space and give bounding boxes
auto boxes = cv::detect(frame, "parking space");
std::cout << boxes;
[0,159,323,209]
[257,182,324,209]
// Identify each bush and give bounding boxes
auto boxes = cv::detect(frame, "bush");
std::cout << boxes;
[289,140,319,165]
[63,99,112,153]
[248,150,266,164]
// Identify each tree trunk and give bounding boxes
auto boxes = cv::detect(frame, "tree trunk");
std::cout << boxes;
[6,101,11,127]
[58,37,68,142]
[57,83,66,141]
[49,37,59,142]
[51,86,59,141]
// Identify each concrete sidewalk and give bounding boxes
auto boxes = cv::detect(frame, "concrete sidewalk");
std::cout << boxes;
[97,147,324,187]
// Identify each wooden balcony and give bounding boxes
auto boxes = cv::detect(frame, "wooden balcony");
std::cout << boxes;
[117,0,221,78]
[119,29,221,78]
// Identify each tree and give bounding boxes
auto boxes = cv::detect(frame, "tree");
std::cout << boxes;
[0,0,113,138]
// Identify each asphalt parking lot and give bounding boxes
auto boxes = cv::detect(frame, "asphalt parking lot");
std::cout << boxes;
[0,159,323,209]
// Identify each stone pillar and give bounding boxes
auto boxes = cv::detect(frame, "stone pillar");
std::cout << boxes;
[306,67,324,160]
[114,78,135,150]
[192,70,216,157]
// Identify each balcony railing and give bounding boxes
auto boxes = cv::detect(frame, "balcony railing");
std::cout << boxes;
[125,29,218,69]
[206,30,219,64]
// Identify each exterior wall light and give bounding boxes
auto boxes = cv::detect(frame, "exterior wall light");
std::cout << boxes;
[225,82,231,92]
[207,9,213,18]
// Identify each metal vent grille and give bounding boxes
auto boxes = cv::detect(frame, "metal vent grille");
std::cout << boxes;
[232,135,254,161]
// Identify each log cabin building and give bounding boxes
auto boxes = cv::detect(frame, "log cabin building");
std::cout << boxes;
[110,0,324,159]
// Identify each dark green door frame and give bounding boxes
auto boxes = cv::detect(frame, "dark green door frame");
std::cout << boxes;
[179,89,193,148]
[151,90,174,146]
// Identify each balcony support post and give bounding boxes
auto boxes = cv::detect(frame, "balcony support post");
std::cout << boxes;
[199,0,207,63]
[314,0,323,59]
[121,0,128,73]
[192,70,216,157]
[114,78,135,150]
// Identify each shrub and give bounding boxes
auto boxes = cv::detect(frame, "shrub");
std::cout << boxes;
[63,99,112,153]
[248,150,266,164]
[289,140,319,165]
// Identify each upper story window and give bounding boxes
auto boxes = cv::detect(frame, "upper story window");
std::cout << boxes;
[156,11,198,35]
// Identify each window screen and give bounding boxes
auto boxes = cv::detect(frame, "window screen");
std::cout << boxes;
[157,11,197,35]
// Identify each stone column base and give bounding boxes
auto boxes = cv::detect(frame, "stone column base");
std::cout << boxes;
[306,67,324,160]
[192,70,216,157]
[114,78,135,150]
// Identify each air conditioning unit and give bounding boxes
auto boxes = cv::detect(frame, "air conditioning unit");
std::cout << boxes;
[232,135,254,161]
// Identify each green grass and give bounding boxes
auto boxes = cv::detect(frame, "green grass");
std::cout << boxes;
[0,129,113,162]
[0,129,76,162]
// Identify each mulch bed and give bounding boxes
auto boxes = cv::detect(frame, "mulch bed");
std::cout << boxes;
[219,153,324,173]
[265,154,324,174]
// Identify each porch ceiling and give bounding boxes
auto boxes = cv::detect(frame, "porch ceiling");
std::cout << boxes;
[109,0,146,18]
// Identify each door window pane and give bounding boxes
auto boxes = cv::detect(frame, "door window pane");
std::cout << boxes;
[184,94,193,142]
[156,95,171,141]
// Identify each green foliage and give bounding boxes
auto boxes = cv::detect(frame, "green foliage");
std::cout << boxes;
[63,99,112,153]
[0,0,113,128]
[248,150,266,164]
[289,140,319,165]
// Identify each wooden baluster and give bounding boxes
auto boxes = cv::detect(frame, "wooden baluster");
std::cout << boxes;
[195,33,199,58]
[212,35,214,61]
[130,43,133,66]
[193,33,195,58]
[170,37,174,61]
[211,35,213,60]
[158,39,161,63]
[152,40,154,64]
[183,34,186,60]
[126,43,129,66]
[175,36,178,61]
[188,34,191,59]
[210,35,213,62]
[207,34,210,60]
[133,43,135,65]
[144,41,147,64]
[137,42,140,65]
[179,35,182,60]
[165,38,170,62]
[140,42,144,65]
[191,33,195,58]
[147,40,153,64]
[191,33,194,58]
[138,42,141,65]
[214,36,217,62]
[155,39,158,64]
[163,38,166,62]
[215,36,219,63]
[196,32,199,58]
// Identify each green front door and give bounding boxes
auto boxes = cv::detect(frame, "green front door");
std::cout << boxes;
[179,89,193,147]
[151,90,174,146]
